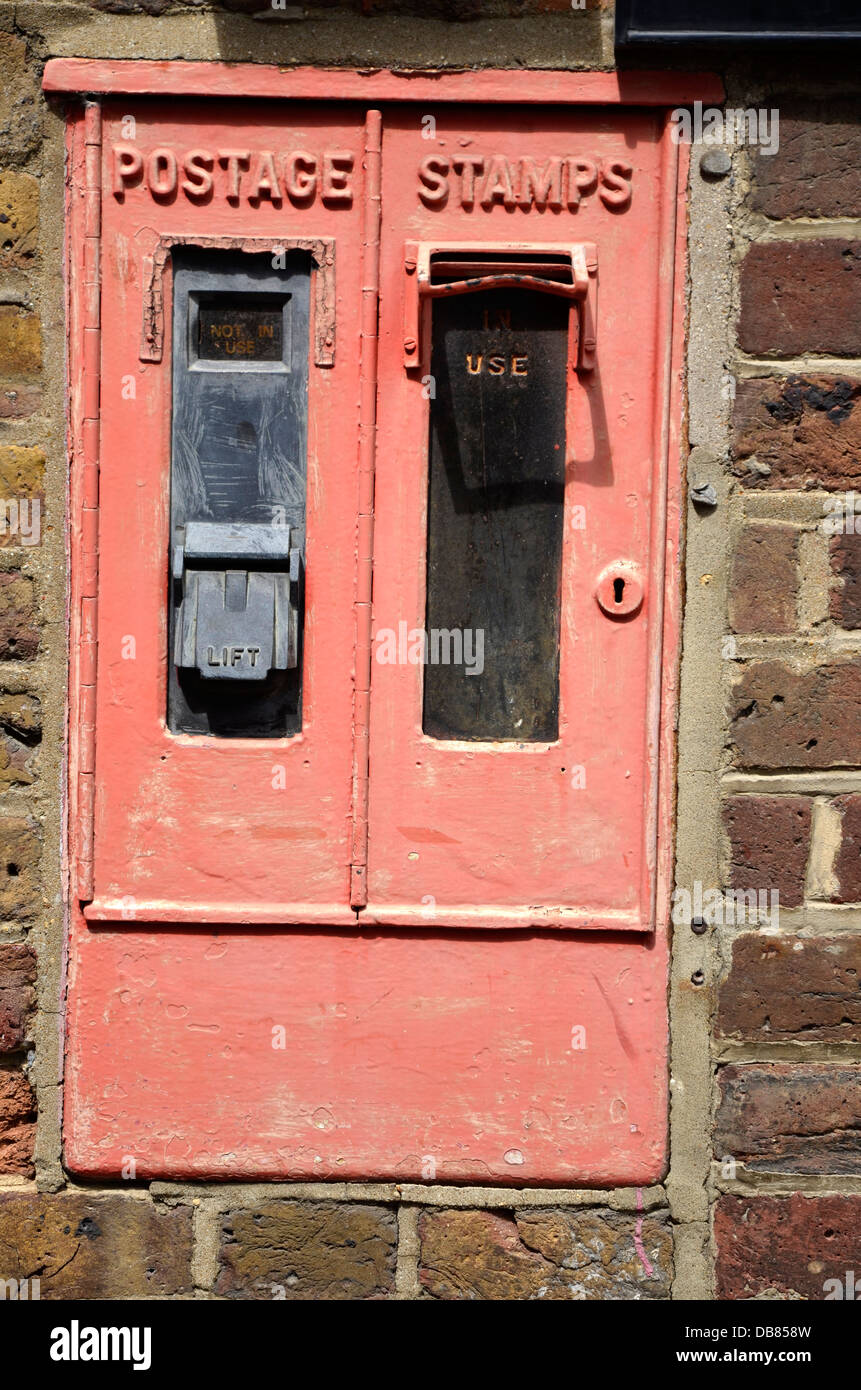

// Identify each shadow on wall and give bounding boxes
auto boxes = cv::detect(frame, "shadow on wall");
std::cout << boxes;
[208,0,603,66]
[39,1,605,69]
[183,0,601,67]
[212,1,604,68]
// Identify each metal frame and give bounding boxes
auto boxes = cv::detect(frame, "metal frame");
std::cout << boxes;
[616,0,861,46]
[52,60,707,1182]
[45,60,724,104]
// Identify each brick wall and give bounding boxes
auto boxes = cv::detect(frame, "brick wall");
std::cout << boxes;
[713,102,861,1297]
[0,2,857,1301]
[0,20,47,1199]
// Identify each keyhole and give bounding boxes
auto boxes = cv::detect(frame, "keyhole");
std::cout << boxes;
[596,563,643,618]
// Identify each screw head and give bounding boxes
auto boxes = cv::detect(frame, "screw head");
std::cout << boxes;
[700,148,732,179]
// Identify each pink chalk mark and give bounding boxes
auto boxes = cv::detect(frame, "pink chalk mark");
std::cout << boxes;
[633,1186,654,1278]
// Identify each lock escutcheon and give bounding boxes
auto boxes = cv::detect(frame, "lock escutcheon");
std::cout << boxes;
[595,561,645,618]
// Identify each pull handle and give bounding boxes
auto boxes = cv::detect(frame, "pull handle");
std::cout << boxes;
[403,241,598,373]
[174,520,301,682]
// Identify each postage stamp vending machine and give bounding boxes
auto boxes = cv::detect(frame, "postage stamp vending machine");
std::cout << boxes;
[46,60,713,1183]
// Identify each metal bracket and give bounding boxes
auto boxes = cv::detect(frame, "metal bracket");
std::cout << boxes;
[403,240,598,373]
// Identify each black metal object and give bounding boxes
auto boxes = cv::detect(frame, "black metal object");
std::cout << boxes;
[173,521,301,683]
[616,0,861,45]
[168,249,310,738]
[423,287,566,743]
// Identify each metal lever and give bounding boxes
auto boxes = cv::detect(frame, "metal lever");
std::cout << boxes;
[174,521,300,683]
[403,240,598,373]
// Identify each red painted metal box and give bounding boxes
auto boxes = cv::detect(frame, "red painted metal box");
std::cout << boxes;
[46,62,717,1184]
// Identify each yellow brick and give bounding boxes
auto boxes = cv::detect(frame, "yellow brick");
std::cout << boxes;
[0,307,41,377]
[0,171,38,265]
[0,445,44,498]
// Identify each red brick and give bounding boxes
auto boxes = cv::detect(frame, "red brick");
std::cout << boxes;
[418,1207,672,1300]
[751,111,861,220]
[830,531,861,629]
[729,523,798,633]
[832,794,861,901]
[738,241,861,357]
[0,385,40,420]
[723,795,811,908]
[0,1193,194,1299]
[0,941,35,1050]
[0,571,39,661]
[0,1068,34,1177]
[0,386,40,420]
[715,1064,861,1174]
[0,821,40,921]
[732,375,861,489]
[717,935,861,1042]
[729,659,861,769]
[715,1195,861,1299]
